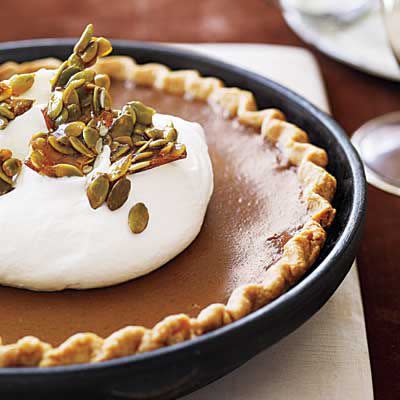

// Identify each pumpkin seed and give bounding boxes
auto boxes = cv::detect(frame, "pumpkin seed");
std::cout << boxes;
[66,103,81,121]
[164,126,178,142]
[30,132,48,143]
[128,101,155,125]
[83,165,93,174]
[2,157,22,177]
[88,118,97,128]
[136,139,152,154]
[132,134,145,144]
[107,177,131,211]
[133,151,153,162]
[87,174,110,209]
[109,114,134,138]
[122,105,137,126]
[68,69,96,85]
[32,137,47,149]
[128,160,151,174]
[0,82,12,102]
[69,136,95,157]
[74,24,94,54]
[0,116,9,130]
[83,126,99,149]
[64,88,80,106]
[56,136,71,147]
[0,168,13,185]
[133,123,146,135]
[145,127,164,140]
[0,104,15,120]
[12,98,34,116]
[64,121,86,137]
[68,77,87,89]
[0,178,12,195]
[114,135,133,147]
[99,87,111,110]
[9,73,34,96]
[108,153,132,182]
[159,142,174,155]
[133,140,148,147]
[54,163,83,178]
[93,86,101,114]
[57,66,81,87]
[95,138,103,154]
[77,87,92,108]
[68,53,85,69]
[30,150,45,169]
[130,109,137,125]
[94,74,110,90]
[48,135,75,155]
[81,40,98,64]
[82,156,96,165]
[54,108,69,126]
[96,37,113,57]
[111,145,130,162]
[50,60,68,89]
[128,203,149,234]
[47,91,64,119]
[172,143,187,157]
[0,149,12,162]
[63,79,85,104]
[149,139,168,148]
[121,105,130,114]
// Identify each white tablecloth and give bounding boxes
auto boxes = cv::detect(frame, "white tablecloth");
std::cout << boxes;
[177,44,374,400]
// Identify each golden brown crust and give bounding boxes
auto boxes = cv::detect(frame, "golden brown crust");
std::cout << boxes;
[0,56,336,367]
[0,58,61,80]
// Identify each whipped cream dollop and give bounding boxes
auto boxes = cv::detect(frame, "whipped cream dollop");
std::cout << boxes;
[0,69,214,291]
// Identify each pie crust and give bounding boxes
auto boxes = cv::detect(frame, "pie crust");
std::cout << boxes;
[0,56,336,367]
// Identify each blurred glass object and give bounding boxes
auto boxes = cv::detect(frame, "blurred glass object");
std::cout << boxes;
[280,0,376,24]
[382,0,400,59]
[351,0,400,196]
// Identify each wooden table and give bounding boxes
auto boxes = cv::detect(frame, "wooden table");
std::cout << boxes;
[1,0,399,398]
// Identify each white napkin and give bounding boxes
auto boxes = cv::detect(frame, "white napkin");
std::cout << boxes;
[177,44,374,400]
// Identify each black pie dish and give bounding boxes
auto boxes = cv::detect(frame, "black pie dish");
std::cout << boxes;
[0,40,366,399]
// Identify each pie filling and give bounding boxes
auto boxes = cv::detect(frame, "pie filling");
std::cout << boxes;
[0,79,308,346]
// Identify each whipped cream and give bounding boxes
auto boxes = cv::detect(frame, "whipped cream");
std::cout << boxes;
[0,70,214,291]
[0,106,48,160]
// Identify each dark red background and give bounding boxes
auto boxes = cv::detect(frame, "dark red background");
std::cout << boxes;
[1,1,399,398]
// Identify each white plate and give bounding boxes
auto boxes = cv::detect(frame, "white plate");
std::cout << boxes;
[282,7,400,81]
